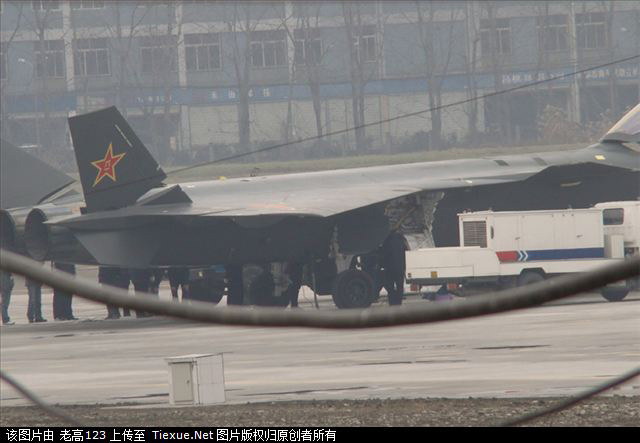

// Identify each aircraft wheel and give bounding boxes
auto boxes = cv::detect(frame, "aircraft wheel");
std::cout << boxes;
[332,269,375,309]
[600,288,629,302]
[518,270,545,286]
[351,255,383,301]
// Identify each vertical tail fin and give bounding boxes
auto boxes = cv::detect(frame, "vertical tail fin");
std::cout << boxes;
[601,103,640,144]
[68,106,166,212]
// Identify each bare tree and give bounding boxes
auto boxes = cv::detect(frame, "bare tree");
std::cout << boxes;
[110,1,148,117]
[415,2,459,149]
[29,2,58,149]
[0,2,25,144]
[122,2,179,163]
[276,5,297,145]
[602,1,618,117]
[288,3,326,139]
[222,3,263,150]
[530,1,556,141]
[342,2,375,153]
[480,1,511,142]
[463,1,480,144]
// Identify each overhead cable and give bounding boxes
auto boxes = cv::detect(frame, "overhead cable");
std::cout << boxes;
[66,54,640,197]
[1,249,638,329]
[169,54,640,176]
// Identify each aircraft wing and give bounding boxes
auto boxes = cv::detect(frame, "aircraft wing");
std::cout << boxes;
[54,159,543,229]
[0,139,75,209]
[54,149,636,229]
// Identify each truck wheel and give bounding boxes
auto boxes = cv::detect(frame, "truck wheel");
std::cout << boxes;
[332,269,375,309]
[518,271,544,286]
[600,288,629,302]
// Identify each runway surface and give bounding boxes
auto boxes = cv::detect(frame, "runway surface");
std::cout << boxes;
[1,271,639,407]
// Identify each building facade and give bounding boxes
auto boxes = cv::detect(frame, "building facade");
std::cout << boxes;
[1,1,639,164]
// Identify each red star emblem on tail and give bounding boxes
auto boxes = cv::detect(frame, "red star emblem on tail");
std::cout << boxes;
[91,143,126,187]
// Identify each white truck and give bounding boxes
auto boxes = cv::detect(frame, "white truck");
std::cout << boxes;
[405,201,639,301]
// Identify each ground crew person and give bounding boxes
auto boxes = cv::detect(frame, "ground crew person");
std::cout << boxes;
[284,263,303,308]
[168,267,189,301]
[114,268,131,317]
[249,264,276,306]
[1,270,14,325]
[226,265,244,306]
[382,231,407,306]
[130,268,153,318]
[52,262,77,320]
[150,268,165,296]
[99,267,121,319]
[26,276,46,322]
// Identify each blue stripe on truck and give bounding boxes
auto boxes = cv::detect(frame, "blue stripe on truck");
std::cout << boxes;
[497,248,606,262]
[521,248,605,261]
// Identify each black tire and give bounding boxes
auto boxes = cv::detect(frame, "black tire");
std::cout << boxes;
[518,271,545,286]
[332,269,375,309]
[351,255,383,301]
[600,288,629,302]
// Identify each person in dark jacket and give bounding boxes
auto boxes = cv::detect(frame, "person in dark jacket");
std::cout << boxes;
[150,268,165,296]
[1,270,14,325]
[130,268,153,318]
[52,262,77,320]
[283,263,303,308]
[168,267,189,302]
[249,264,276,306]
[114,268,131,317]
[99,266,122,320]
[382,231,407,306]
[226,264,244,306]
[26,277,46,322]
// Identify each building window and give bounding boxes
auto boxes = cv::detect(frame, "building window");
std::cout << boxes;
[352,24,377,63]
[251,30,287,68]
[140,35,177,74]
[35,40,65,78]
[32,1,60,10]
[537,15,568,51]
[185,33,220,71]
[74,38,110,76]
[70,1,105,9]
[576,12,607,49]
[294,29,323,65]
[1,44,7,80]
[480,18,511,56]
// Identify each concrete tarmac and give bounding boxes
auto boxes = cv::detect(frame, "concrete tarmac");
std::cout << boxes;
[1,272,639,407]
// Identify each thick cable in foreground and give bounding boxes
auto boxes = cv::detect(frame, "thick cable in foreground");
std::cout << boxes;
[1,249,638,329]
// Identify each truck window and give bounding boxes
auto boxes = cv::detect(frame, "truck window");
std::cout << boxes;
[463,221,487,247]
[603,208,624,225]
